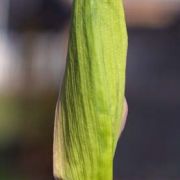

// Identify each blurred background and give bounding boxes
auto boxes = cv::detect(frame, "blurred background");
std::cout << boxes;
[0,0,180,179]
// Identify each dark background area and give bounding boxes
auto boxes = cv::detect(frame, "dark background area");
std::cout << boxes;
[0,0,180,179]
[115,26,180,180]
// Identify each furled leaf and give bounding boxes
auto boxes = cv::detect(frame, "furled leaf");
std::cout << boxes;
[53,0,128,179]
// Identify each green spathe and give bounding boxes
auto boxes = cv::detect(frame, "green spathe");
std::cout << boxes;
[53,0,128,179]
